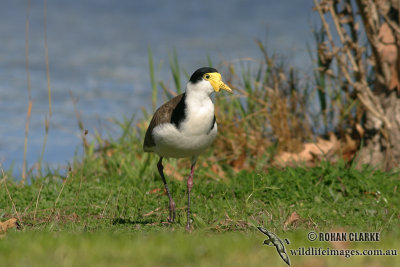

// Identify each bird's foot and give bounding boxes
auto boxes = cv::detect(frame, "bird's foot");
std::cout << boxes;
[185,223,192,232]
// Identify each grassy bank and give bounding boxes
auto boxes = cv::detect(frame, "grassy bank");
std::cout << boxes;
[1,147,399,265]
[1,161,399,233]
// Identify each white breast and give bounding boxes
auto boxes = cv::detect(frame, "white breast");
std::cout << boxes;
[180,95,215,135]
[152,122,217,158]
[152,91,217,158]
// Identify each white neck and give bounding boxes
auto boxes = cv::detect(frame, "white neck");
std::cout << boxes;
[180,81,215,135]
[186,80,214,97]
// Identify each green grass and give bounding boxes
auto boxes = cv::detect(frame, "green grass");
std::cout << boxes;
[2,159,398,232]
[1,231,398,267]
[1,153,399,266]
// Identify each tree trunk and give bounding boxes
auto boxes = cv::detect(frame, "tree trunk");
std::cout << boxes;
[314,0,400,169]
[356,1,400,170]
[357,90,400,170]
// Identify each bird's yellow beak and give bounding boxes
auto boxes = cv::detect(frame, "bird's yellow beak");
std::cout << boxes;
[203,72,232,93]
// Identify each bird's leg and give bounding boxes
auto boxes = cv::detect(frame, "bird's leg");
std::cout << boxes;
[157,157,176,223]
[186,157,197,231]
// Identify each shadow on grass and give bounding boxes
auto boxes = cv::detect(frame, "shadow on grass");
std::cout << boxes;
[112,217,155,225]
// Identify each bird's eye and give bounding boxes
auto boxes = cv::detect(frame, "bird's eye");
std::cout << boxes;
[204,74,210,80]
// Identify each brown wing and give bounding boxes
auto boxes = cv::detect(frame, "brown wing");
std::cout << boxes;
[143,94,184,151]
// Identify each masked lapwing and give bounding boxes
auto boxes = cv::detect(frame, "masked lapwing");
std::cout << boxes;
[143,67,232,231]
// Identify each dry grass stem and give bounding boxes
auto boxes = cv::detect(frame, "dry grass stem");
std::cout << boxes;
[33,183,44,224]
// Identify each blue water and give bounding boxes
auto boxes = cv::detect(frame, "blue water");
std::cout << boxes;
[0,0,316,176]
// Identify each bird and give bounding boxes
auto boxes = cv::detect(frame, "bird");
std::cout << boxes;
[143,67,232,231]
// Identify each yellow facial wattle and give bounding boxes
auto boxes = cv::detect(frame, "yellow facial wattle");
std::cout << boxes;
[203,72,232,92]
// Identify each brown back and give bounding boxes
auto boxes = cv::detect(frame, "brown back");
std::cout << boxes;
[143,94,184,151]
